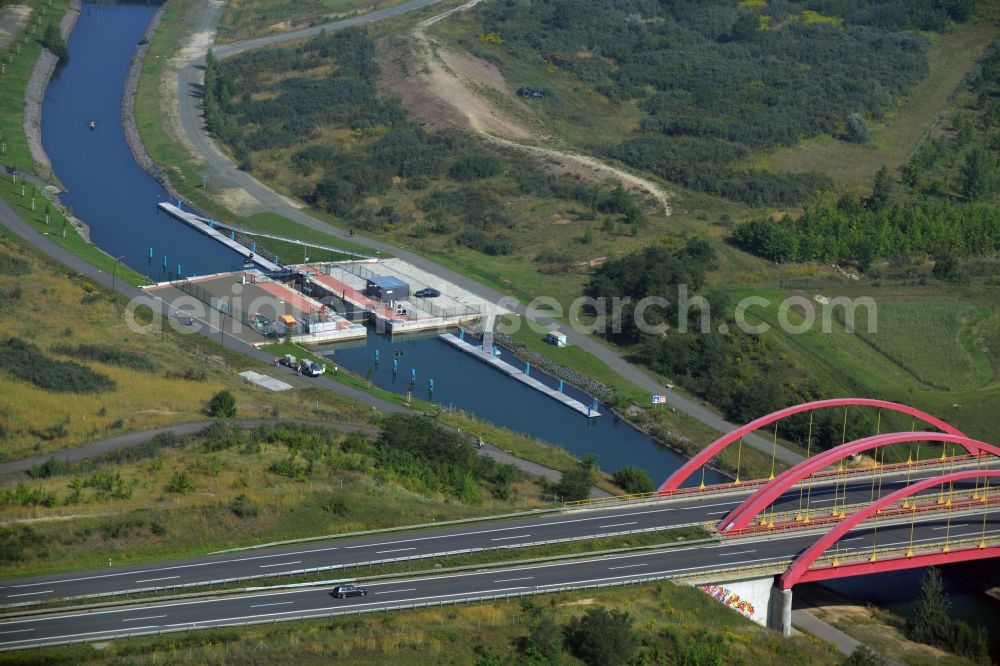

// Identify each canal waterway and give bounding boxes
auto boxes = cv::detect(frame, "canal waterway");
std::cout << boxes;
[39,1,715,484]
[324,332,723,485]
[41,1,244,279]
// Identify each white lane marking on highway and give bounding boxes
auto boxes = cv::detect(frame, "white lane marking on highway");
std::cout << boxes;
[494,577,534,583]
[810,498,834,504]
[599,522,637,529]
[931,526,951,530]
[121,615,166,623]
[490,535,530,542]
[840,537,864,542]
[5,590,53,598]
[607,564,646,571]
[12,521,998,635]
[250,601,295,608]
[719,550,756,557]
[0,629,33,635]
[703,511,728,516]
[342,506,684,551]
[7,505,693,590]
[376,547,416,554]
[259,561,302,568]
[375,588,416,594]
[135,576,181,583]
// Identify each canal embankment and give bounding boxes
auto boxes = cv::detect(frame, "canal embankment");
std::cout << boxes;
[23,0,81,180]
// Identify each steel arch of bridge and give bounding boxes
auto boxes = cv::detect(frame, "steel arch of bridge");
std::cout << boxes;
[657,398,967,493]
[718,432,999,532]
[779,469,1000,590]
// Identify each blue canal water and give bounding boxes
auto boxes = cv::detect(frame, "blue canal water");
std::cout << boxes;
[41,1,244,279]
[322,332,723,486]
[40,2,716,484]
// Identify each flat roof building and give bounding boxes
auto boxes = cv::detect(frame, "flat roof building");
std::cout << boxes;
[366,275,409,303]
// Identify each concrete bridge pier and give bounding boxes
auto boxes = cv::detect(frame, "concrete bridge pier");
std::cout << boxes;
[780,588,792,637]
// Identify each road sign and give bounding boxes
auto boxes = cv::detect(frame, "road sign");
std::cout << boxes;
[652,395,667,404]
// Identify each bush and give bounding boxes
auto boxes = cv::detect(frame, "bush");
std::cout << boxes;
[555,462,595,502]
[564,607,638,666]
[206,389,237,417]
[229,494,259,518]
[168,470,194,494]
[449,154,502,181]
[0,337,116,394]
[30,456,71,479]
[41,22,69,63]
[50,344,159,373]
[611,465,654,494]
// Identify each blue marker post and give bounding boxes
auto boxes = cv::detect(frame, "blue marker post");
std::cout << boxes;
[177,265,182,278]
[410,368,416,382]
[392,358,398,374]
[177,199,183,211]
[230,231,236,240]
[162,255,167,269]
[251,242,256,253]
[525,361,531,376]
[459,328,465,341]
[559,380,564,393]
[374,348,380,363]
[428,378,434,393]
[148,247,153,260]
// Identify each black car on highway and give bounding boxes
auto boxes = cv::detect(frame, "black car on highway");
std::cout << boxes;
[331,585,368,598]
[415,287,441,298]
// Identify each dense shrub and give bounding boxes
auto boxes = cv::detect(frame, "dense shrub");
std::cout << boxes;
[474,0,970,203]
[611,465,654,494]
[564,607,639,666]
[0,337,116,393]
[50,344,159,373]
[0,253,31,276]
[206,389,237,418]
[41,22,68,63]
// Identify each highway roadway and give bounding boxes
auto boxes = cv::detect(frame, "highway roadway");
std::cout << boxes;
[2,511,997,650]
[0,464,987,605]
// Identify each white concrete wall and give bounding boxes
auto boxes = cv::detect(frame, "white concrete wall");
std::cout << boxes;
[698,577,777,627]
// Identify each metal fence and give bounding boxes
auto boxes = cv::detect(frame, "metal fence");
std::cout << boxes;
[174,279,307,337]
[329,262,483,320]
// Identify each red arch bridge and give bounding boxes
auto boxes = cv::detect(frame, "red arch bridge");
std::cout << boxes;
[650,399,1000,636]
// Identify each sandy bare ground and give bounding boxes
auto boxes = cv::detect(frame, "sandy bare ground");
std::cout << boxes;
[406,0,672,215]
[0,4,31,51]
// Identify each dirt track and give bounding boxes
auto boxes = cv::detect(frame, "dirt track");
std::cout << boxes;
[406,0,672,215]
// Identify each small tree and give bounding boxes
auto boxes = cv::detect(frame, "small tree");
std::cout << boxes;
[206,389,237,417]
[168,470,194,494]
[843,112,869,143]
[40,23,68,63]
[612,465,654,493]
[960,147,996,201]
[868,166,892,212]
[555,464,593,502]
[909,567,951,645]
[564,607,638,666]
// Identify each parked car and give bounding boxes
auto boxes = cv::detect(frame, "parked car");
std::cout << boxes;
[415,287,441,298]
[275,354,297,368]
[331,585,368,598]
[299,359,326,377]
